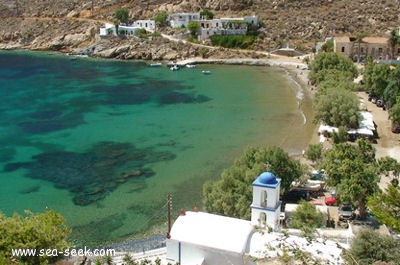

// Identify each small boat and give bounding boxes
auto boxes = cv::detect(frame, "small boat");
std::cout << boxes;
[170,65,180,71]
[202,70,211,75]
[149,62,162,67]
[186,64,196,68]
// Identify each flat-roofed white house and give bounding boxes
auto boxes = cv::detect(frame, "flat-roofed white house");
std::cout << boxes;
[99,20,155,37]
[133,20,155,30]
[169,12,200,28]
[166,172,346,265]
[197,16,258,41]
[168,12,258,40]
[198,18,248,41]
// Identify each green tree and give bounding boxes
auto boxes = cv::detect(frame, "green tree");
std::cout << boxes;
[305,143,323,164]
[377,156,400,178]
[115,8,129,24]
[343,228,400,265]
[0,209,71,265]
[320,139,379,219]
[200,9,214,19]
[289,200,324,232]
[187,21,200,37]
[309,52,358,85]
[389,29,399,60]
[203,146,304,219]
[314,87,360,128]
[389,100,400,125]
[312,68,355,88]
[362,61,391,97]
[332,126,349,144]
[321,39,334,52]
[384,67,400,108]
[368,183,400,233]
[154,11,168,28]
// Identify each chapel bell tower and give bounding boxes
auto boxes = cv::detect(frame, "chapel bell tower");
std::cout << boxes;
[251,172,282,231]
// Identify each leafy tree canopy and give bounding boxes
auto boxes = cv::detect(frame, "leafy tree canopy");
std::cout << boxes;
[115,8,129,24]
[384,67,400,108]
[319,139,379,219]
[320,39,334,52]
[0,209,71,265]
[154,11,168,27]
[343,228,400,265]
[368,182,400,233]
[389,99,400,125]
[289,200,324,232]
[210,35,256,49]
[200,9,214,19]
[314,86,360,128]
[309,52,358,85]
[313,69,356,90]
[203,146,304,219]
[187,21,200,37]
[363,60,391,97]
[305,143,323,164]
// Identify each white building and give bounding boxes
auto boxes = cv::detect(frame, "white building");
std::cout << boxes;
[166,171,346,265]
[250,171,282,231]
[133,20,155,30]
[169,13,200,28]
[166,210,255,265]
[99,20,155,37]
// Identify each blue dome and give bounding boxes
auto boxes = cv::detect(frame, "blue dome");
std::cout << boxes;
[258,172,277,185]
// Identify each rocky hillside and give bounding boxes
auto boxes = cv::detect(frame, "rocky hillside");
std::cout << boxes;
[0,0,399,60]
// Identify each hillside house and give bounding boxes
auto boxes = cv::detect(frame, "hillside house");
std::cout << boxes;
[169,12,258,41]
[169,12,201,28]
[133,20,155,30]
[99,20,155,37]
[198,16,258,41]
[333,36,399,61]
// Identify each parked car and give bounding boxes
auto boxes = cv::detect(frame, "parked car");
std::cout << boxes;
[324,195,338,206]
[338,202,356,221]
[392,124,400,134]
[282,190,310,203]
[376,99,384,108]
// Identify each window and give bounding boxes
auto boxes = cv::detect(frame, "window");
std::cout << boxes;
[259,212,267,226]
[261,191,267,207]
[341,47,345,52]
[361,47,364,53]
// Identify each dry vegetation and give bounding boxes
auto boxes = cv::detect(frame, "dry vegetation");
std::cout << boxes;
[0,0,399,57]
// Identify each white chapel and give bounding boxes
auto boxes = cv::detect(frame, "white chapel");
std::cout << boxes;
[166,171,344,265]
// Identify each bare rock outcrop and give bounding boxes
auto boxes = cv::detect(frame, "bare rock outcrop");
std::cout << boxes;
[0,0,399,59]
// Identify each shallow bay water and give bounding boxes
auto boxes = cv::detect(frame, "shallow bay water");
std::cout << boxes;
[0,51,313,245]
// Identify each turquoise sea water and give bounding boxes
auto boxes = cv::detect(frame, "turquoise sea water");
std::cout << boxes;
[0,51,311,246]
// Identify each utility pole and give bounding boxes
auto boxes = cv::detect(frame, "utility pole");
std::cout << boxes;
[166,194,172,239]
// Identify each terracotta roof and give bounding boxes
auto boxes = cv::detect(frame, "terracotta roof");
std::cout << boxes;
[362,36,388,44]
